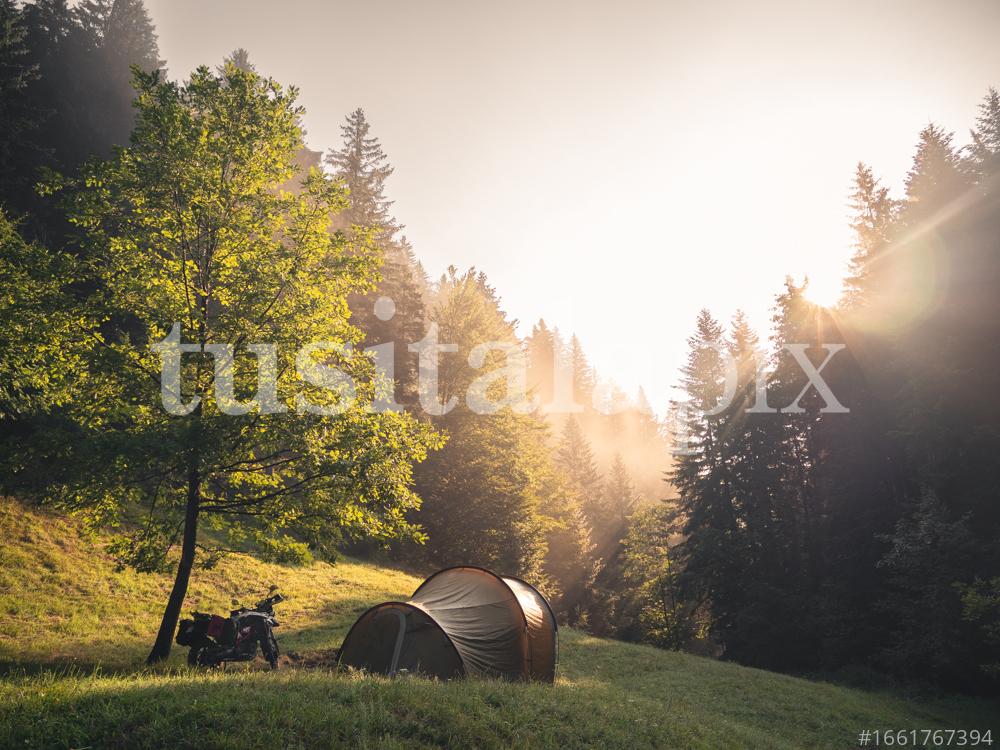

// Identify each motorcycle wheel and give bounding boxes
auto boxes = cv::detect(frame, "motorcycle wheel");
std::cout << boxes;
[264,632,279,670]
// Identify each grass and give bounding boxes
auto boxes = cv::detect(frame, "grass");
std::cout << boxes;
[1,499,996,749]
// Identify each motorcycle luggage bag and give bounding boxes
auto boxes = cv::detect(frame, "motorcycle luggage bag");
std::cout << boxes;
[175,619,197,647]
[207,615,227,640]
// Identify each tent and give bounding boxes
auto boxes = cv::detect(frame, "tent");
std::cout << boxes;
[337,566,557,682]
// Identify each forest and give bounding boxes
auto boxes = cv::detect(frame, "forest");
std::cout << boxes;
[1,0,998,697]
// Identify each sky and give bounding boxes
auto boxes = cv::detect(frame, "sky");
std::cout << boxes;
[145,0,1000,413]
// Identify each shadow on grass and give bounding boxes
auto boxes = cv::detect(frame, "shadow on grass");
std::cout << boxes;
[0,595,379,678]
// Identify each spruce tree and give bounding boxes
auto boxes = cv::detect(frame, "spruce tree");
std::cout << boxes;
[843,163,896,308]
[556,415,603,531]
[569,334,596,410]
[325,108,426,404]
[672,309,746,649]
[0,0,40,212]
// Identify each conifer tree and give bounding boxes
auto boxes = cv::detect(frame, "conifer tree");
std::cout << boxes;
[671,310,746,647]
[525,319,559,409]
[0,0,40,212]
[325,108,426,404]
[556,415,603,530]
[968,88,1000,183]
[604,453,639,530]
[569,334,596,410]
[843,163,896,308]
[903,124,967,215]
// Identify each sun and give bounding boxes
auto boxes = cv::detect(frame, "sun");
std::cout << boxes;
[802,276,842,308]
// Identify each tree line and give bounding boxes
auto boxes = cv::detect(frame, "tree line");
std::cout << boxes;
[659,99,1000,692]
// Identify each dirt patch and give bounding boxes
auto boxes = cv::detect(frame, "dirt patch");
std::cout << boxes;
[282,648,340,669]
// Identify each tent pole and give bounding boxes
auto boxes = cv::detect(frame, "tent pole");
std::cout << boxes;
[388,609,406,677]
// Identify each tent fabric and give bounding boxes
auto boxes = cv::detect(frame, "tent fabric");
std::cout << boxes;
[338,566,557,682]
[336,602,464,680]
[503,576,558,683]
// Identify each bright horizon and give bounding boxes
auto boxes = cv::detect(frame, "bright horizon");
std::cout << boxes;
[145,0,1000,413]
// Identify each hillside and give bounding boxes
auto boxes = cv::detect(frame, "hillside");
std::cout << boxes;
[0,499,995,749]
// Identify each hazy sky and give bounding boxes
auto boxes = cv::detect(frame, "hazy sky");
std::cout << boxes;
[146,0,1000,412]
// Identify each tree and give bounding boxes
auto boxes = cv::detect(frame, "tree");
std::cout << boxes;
[48,64,441,663]
[842,162,896,308]
[525,318,559,409]
[556,416,603,530]
[968,87,1000,183]
[325,108,426,405]
[569,334,595,410]
[0,211,86,421]
[878,492,984,689]
[0,0,41,212]
[671,309,747,649]
[903,124,967,216]
[221,47,254,73]
[413,266,551,580]
[623,503,693,649]
[326,108,398,239]
[604,453,639,531]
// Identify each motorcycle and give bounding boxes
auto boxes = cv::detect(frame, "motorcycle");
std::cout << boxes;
[176,592,285,669]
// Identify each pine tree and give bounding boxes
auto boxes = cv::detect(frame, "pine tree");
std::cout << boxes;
[903,124,967,216]
[556,415,603,530]
[223,47,254,73]
[16,0,162,209]
[0,0,40,211]
[569,334,596,410]
[604,453,639,530]
[325,108,426,404]
[326,108,399,239]
[842,163,896,308]
[526,319,554,407]
[587,455,641,639]
[968,87,1000,182]
[539,463,595,626]
[671,309,746,649]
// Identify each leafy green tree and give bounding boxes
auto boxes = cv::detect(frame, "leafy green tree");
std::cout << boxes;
[623,503,693,649]
[0,211,87,421]
[48,64,441,663]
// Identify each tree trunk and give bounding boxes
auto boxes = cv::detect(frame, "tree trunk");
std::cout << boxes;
[147,468,200,664]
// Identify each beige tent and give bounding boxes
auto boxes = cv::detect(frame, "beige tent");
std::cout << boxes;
[337,566,557,682]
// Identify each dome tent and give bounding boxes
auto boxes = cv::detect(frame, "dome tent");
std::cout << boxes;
[337,566,557,682]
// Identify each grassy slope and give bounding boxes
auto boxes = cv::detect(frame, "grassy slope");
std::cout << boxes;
[0,500,996,749]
